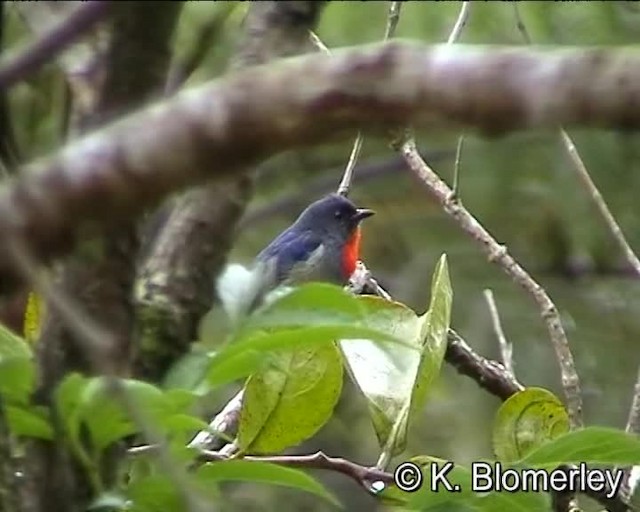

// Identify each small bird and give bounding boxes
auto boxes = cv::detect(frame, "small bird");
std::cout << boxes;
[217,193,375,323]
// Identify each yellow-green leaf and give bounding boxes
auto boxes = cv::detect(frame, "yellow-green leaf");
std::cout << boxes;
[23,292,45,344]
[340,254,452,457]
[493,387,570,463]
[237,342,343,454]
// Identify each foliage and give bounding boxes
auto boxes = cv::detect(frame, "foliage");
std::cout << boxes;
[0,256,638,511]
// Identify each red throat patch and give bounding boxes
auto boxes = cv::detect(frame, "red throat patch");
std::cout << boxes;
[342,227,361,279]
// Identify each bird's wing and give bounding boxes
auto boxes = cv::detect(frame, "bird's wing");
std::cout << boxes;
[257,229,325,285]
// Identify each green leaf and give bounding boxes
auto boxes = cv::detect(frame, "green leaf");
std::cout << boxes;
[403,456,549,512]
[0,356,35,404]
[493,387,569,462]
[237,342,343,453]
[206,283,417,390]
[240,283,363,333]
[54,373,90,458]
[127,475,185,512]
[78,378,165,453]
[162,347,212,393]
[518,426,640,468]
[0,322,32,359]
[341,254,452,457]
[207,324,403,390]
[197,460,340,507]
[5,405,53,439]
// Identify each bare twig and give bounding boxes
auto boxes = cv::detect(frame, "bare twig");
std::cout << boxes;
[621,364,640,502]
[397,138,583,429]
[336,0,403,196]
[447,1,471,45]
[0,1,111,89]
[451,134,464,197]
[392,0,582,431]
[514,8,638,502]
[513,3,533,45]
[2,44,640,293]
[560,130,640,277]
[483,289,514,375]
[445,2,469,202]
[309,30,364,198]
[202,450,395,494]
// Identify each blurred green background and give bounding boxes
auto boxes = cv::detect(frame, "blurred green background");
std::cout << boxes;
[5,1,640,510]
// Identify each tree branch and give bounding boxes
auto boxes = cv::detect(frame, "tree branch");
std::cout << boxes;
[2,43,640,293]
[26,4,182,512]
[397,137,584,429]
[483,289,514,375]
[134,1,327,382]
[202,450,395,494]
[0,1,111,89]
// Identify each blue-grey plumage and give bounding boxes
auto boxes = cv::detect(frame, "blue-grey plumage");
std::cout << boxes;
[217,193,375,323]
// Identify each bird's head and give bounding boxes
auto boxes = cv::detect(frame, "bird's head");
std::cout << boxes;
[295,193,374,238]
[296,193,375,277]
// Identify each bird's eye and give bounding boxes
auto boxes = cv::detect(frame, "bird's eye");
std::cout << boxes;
[334,210,343,219]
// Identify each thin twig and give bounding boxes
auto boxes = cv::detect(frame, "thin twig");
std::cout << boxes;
[0,1,111,89]
[483,289,514,376]
[203,450,395,494]
[385,1,402,40]
[397,137,583,429]
[308,32,363,198]
[451,134,464,197]
[397,0,582,430]
[337,133,363,197]
[445,2,469,202]
[334,1,404,196]
[560,130,640,277]
[447,1,471,45]
[513,3,533,45]
[621,364,640,502]
[514,7,636,501]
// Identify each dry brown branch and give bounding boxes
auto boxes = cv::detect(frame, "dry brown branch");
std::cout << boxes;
[202,450,395,493]
[1,43,640,293]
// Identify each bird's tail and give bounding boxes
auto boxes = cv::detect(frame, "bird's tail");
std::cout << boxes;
[217,261,293,325]
[216,263,263,325]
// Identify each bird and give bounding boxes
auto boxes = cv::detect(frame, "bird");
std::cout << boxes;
[216,193,375,323]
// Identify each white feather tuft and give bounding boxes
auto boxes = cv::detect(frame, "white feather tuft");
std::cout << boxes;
[216,263,264,324]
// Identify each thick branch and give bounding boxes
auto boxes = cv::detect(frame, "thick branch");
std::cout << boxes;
[134,1,327,381]
[28,4,181,512]
[2,43,640,292]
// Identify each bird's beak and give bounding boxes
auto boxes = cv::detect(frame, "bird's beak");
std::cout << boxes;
[353,208,375,223]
